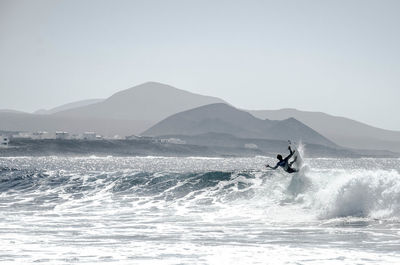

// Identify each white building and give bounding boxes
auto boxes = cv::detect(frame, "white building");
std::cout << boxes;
[111,135,123,140]
[12,132,33,139]
[32,131,54,140]
[244,143,258,149]
[83,132,97,140]
[0,135,9,148]
[69,134,82,140]
[55,131,69,140]
[160,138,186,144]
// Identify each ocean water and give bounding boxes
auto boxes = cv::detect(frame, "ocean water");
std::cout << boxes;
[0,155,400,264]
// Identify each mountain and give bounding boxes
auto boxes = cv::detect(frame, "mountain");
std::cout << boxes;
[2,81,398,154]
[53,82,226,122]
[34,99,104,114]
[143,103,337,147]
[0,82,226,136]
[248,109,400,153]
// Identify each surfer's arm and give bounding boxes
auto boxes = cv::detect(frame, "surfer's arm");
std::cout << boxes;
[288,146,294,154]
[266,163,279,170]
[284,146,295,160]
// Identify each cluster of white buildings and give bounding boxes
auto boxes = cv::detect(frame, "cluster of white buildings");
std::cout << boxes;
[1,131,187,148]
[10,131,116,141]
[159,138,186,144]
[125,135,186,144]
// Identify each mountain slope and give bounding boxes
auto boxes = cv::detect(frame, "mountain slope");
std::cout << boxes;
[34,99,104,114]
[143,103,337,147]
[0,82,226,136]
[0,109,28,114]
[249,109,400,152]
[53,82,226,122]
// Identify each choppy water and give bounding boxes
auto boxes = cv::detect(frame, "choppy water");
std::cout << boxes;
[1,155,400,264]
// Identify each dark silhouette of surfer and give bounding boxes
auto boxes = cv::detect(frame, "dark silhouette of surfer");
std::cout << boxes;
[266,145,298,173]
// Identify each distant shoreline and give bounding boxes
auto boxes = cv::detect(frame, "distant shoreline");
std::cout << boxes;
[0,139,398,158]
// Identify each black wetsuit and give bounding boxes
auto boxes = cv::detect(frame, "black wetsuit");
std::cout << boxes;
[276,159,297,173]
[269,148,298,173]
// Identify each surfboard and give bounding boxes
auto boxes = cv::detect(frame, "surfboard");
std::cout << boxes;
[288,140,303,171]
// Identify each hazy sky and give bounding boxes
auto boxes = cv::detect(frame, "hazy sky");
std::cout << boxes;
[1,0,399,130]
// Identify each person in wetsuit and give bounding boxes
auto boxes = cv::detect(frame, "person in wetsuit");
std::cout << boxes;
[266,145,298,173]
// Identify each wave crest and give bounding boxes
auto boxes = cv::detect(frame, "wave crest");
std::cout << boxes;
[1,165,400,221]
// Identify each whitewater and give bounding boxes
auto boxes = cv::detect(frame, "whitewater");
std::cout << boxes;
[1,156,400,264]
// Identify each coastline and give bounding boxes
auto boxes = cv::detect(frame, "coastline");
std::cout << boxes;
[1,138,398,158]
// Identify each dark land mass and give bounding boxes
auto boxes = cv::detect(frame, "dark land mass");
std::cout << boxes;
[152,133,399,158]
[2,81,400,153]
[249,108,400,153]
[143,103,337,148]
[0,137,397,158]
[0,112,152,136]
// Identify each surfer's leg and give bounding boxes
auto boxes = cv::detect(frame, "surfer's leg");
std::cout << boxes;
[289,156,297,166]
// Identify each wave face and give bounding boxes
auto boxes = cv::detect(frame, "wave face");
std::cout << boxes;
[1,156,400,264]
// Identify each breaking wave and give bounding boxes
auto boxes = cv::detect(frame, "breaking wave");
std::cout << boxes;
[1,163,400,221]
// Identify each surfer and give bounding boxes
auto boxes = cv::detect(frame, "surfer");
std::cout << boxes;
[266,145,298,173]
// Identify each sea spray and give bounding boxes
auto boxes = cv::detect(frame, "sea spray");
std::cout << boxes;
[1,156,400,264]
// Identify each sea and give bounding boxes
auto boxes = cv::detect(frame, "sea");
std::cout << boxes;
[0,154,400,264]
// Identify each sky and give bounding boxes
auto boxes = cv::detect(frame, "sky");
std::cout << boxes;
[0,0,399,130]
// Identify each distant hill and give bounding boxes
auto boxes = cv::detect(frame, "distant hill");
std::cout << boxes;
[34,99,104,114]
[2,81,399,154]
[53,82,226,122]
[249,109,400,153]
[143,103,337,147]
[0,109,28,114]
[0,82,226,136]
